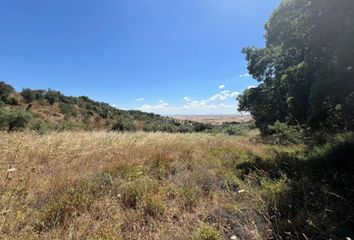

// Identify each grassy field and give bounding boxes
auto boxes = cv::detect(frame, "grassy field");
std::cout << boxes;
[1,131,353,239]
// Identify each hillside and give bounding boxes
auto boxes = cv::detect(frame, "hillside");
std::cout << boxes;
[0,81,216,133]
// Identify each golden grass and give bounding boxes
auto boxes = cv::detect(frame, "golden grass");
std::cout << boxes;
[0,131,295,239]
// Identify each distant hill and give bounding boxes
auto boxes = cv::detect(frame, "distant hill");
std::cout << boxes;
[171,114,252,125]
[0,81,212,133]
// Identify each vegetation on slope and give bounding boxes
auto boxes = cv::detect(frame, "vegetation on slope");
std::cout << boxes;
[1,132,353,239]
[0,81,218,133]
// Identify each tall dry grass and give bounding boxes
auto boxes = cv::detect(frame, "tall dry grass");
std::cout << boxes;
[0,131,292,239]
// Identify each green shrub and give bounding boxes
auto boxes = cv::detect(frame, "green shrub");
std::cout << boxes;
[180,186,199,212]
[0,81,15,103]
[112,117,137,132]
[0,110,33,131]
[0,108,9,130]
[59,103,77,117]
[44,90,61,105]
[194,226,222,240]
[21,88,36,103]
[29,118,48,134]
[141,195,165,218]
[120,181,145,208]
[224,125,249,136]
[268,121,304,145]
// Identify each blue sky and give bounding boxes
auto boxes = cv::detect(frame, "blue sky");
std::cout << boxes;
[0,0,280,115]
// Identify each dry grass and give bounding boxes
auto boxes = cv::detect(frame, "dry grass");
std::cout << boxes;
[0,131,295,239]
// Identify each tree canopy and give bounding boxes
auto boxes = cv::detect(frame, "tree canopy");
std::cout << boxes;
[238,0,354,135]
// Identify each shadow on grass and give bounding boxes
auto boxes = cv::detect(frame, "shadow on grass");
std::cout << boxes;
[236,134,354,239]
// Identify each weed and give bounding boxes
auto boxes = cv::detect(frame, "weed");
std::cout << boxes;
[179,186,200,212]
[194,225,222,240]
[141,194,165,218]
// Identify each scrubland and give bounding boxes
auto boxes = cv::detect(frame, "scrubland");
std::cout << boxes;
[1,131,353,239]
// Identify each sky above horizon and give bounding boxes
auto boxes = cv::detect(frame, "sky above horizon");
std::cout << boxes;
[0,0,280,115]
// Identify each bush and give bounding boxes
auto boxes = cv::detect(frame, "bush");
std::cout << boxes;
[44,90,61,105]
[0,108,9,130]
[7,112,33,131]
[0,82,19,105]
[0,81,15,102]
[120,181,145,208]
[21,88,36,103]
[193,122,211,132]
[6,96,20,105]
[141,195,165,218]
[29,118,48,134]
[224,125,249,136]
[267,121,304,145]
[0,109,32,131]
[180,186,199,212]
[59,103,77,117]
[112,117,137,132]
[194,226,222,240]
[21,89,46,103]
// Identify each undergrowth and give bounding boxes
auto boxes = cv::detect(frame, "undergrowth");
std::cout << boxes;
[1,132,353,239]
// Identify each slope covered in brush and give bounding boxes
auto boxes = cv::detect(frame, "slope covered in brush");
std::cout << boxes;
[0,81,213,133]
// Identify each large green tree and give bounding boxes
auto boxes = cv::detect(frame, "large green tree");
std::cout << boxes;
[238,0,354,135]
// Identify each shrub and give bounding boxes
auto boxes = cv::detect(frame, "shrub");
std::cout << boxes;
[0,81,15,103]
[193,122,211,132]
[44,90,61,105]
[0,107,9,130]
[224,125,249,136]
[59,103,77,117]
[267,121,304,145]
[112,117,137,132]
[194,226,222,240]
[120,181,145,208]
[180,186,199,212]
[9,112,32,131]
[141,195,165,218]
[0,111,33,131]
[21,88,36,103]
[29,118,48,134]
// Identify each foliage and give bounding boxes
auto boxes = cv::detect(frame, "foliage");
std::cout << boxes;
[44,89,61,105]
[237,133,354,239]
[194,226,222,240]
[267,121,304,145]
[0,108,32,131]
[238,0,354,135]
[59,103,77,117]
[141,195,165,218]
[119,181,145,208]
[0,81,15,98]
[0,81,18,105]
[0,81,217,133]
[111,117,137,132]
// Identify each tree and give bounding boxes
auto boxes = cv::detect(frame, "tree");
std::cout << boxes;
[239,0,354,135]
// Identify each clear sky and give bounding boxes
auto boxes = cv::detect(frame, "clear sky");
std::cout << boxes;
[0,0,280,115]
